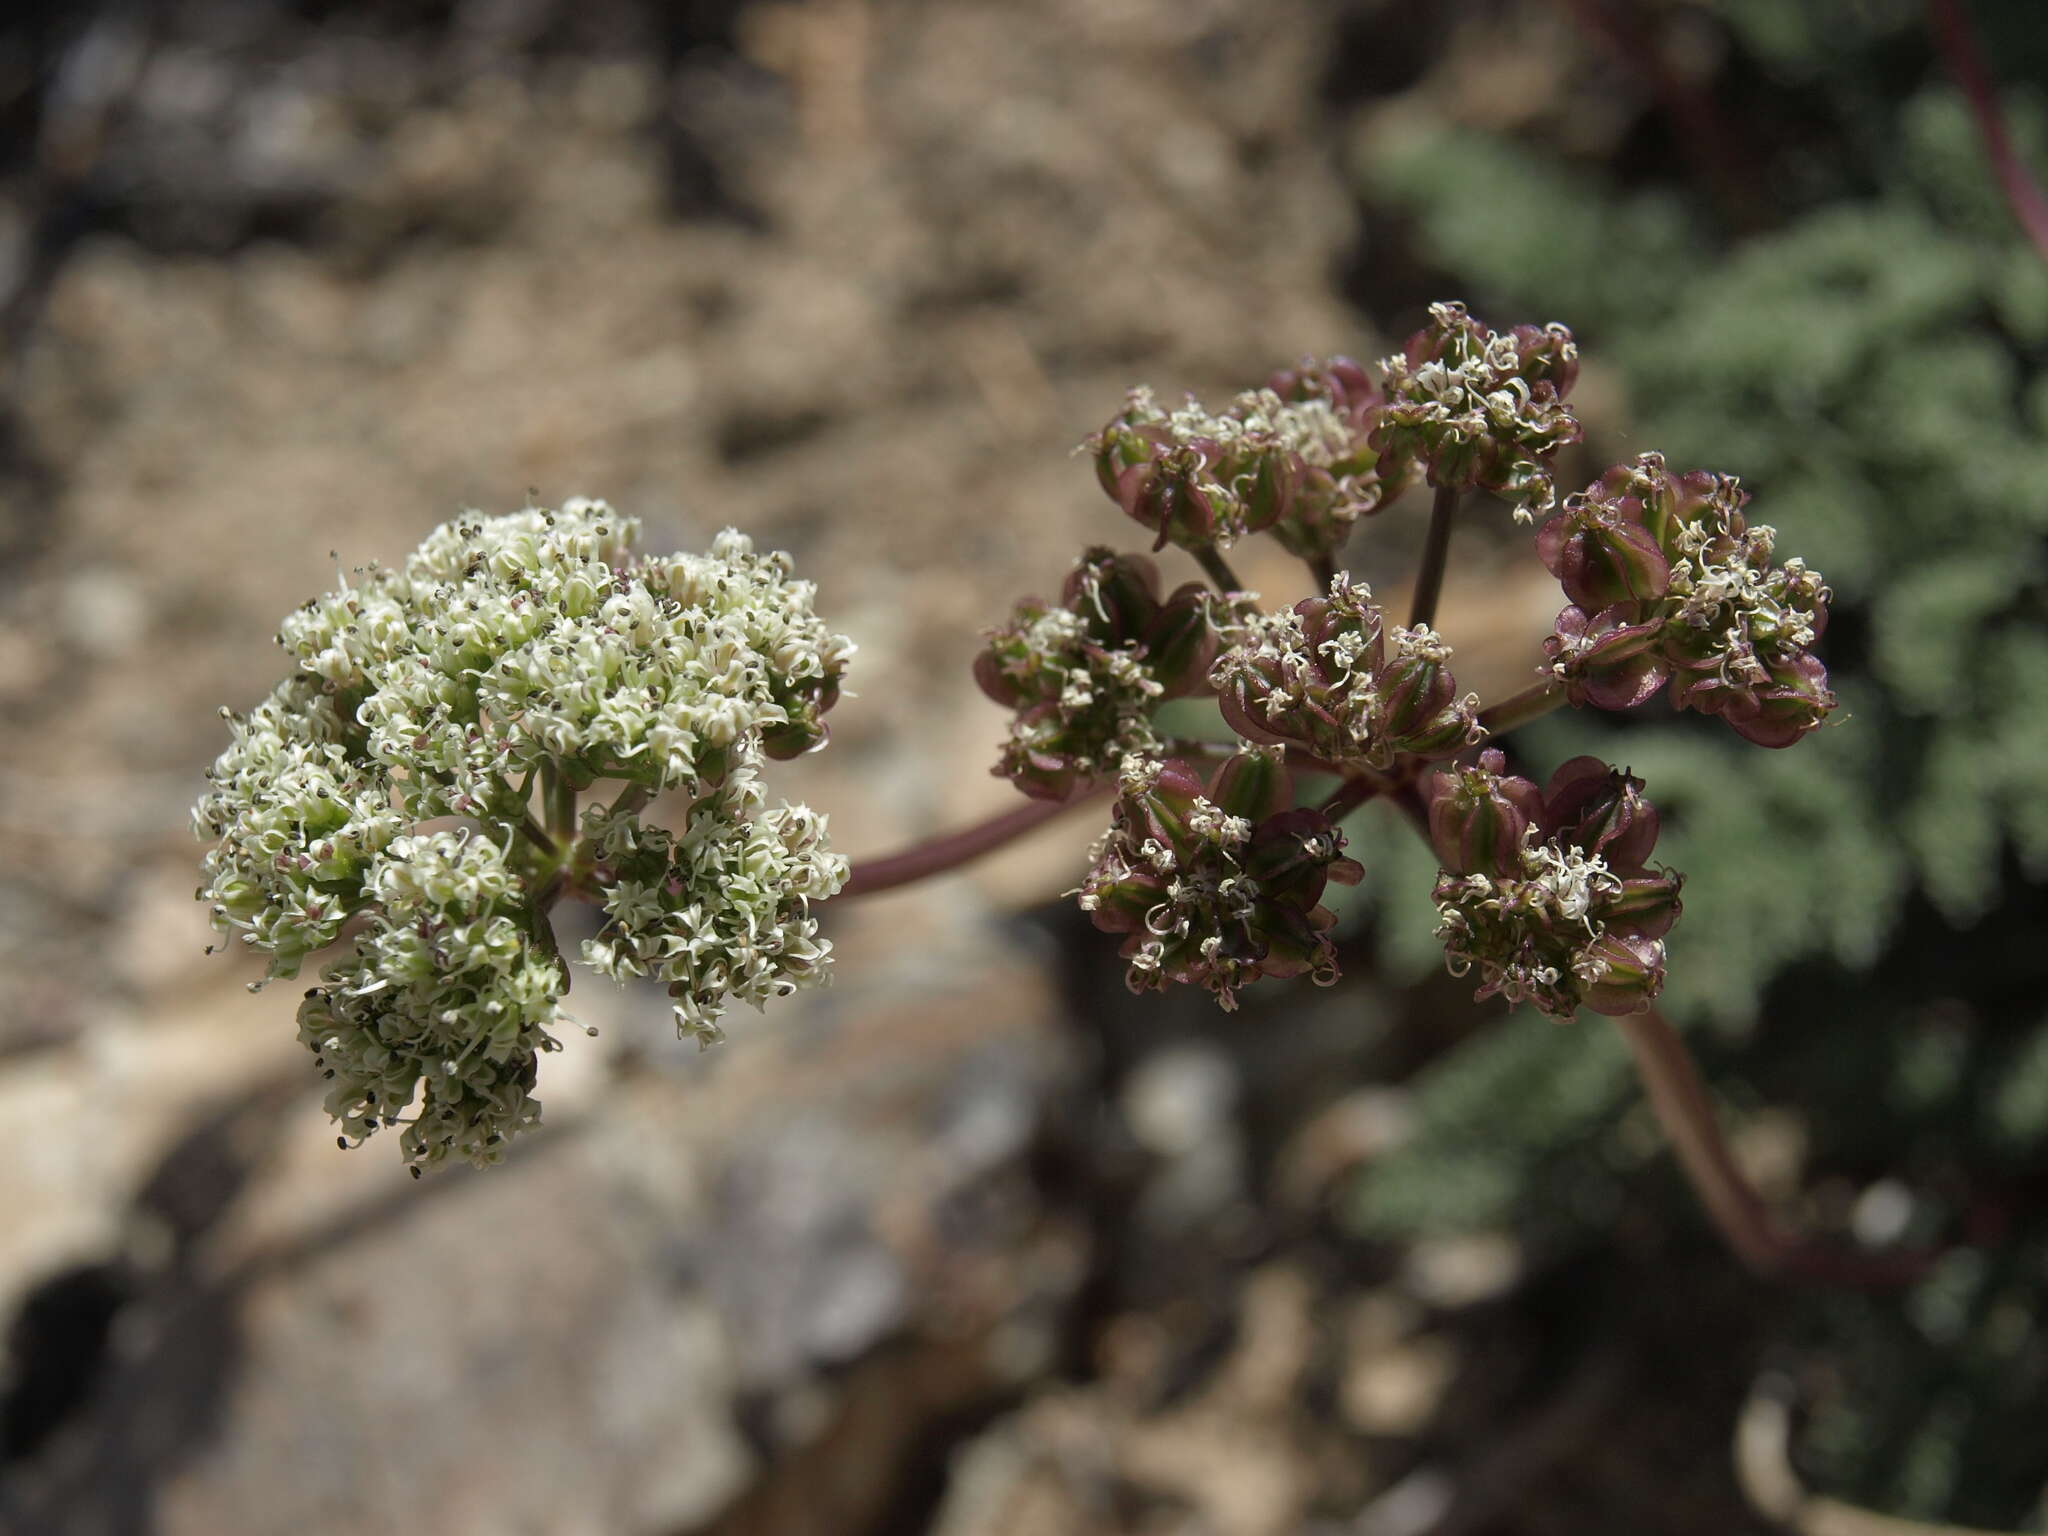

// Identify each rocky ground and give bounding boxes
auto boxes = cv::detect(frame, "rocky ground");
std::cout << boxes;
[0,3,1779,1533]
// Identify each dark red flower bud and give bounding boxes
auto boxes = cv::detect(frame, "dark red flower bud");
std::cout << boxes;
[1117,443,1230,553]
[1063,548,1162,643]
[1545,604,1671,710]
[1535,490,1671,610]
[1540,757,1661,873]
[1145,584,1225,698]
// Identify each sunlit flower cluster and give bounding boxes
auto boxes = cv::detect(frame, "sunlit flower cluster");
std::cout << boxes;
[578,775,845,1047]
[196,501,852,1170]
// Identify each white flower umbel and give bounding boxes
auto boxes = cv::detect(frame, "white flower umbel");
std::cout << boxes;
[197,500,854,1171]
[578,772,846,1047]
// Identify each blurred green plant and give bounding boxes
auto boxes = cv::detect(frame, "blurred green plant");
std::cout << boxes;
[1346,18,2048,1527]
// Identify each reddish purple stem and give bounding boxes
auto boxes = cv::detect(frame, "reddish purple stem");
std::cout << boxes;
[839,785,1110,898]
[1617,1009,1940,1288]
[1929,0,2048,266]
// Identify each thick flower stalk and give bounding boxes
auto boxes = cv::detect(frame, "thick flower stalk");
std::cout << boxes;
[1372,300,1582,521]
[974,547,1229,801]
[1077,750,1363,1010]
[1427,751,1683,1022]
[1538,453,1836,747]
[1085,356,1404,559]
[195,500,852,1170]
[1213,572,1484,770]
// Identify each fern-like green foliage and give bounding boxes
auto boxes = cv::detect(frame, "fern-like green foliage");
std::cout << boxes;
[1343,18,2048,1525]
[1361,78,2048,1000]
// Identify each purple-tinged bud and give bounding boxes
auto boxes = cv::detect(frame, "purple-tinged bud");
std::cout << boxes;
[1545,604,1671,711]
[1117,442,1232,552]
[1424,748,1541,878]
[1088,411,1170,503]
[1578,932,1668,1016]
[1210,746,1291,824]
[1540,757,1660,874]
[1603,873,1684,941]
[1233,442,1300,536]
[1144,584,1226,699]
[1509,323,1580,395]
[1123,756,1208,848]
[1378,625,1486,761]
[1535,489,1671,611]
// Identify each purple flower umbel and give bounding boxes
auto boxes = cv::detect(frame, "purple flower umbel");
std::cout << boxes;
[1079,750,1363,1010]
[1427,750,1682,1021]
[1539,453,1836,748]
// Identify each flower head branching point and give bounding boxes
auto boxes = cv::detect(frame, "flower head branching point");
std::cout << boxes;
[194,500,851,1172]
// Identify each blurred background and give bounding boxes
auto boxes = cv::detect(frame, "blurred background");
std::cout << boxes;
[1,0,2045,1531]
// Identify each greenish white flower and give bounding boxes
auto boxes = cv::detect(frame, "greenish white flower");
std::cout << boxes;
[196,500,852,1171]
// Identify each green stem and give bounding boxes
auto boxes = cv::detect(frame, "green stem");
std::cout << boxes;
[1196,546,1246,596]
[1478,678,1567,737]
[548,764,577,844]
[1408,484,1459,630]
[1307,552,1337,593]
[494,770,558,857]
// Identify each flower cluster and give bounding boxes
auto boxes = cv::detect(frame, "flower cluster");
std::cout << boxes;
[296,829,561,1170]
[578,775,844,1046]
[974,548,1229,800]
[196,501,853,1170]
[1427,751,1683,1021]
[1538,453,1836,747]
[275,503,851,811]
[1213,572,1484,770]
[1086,357,1404,559]
[1078,750,1362,1010]
[1372,301,1582,520]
